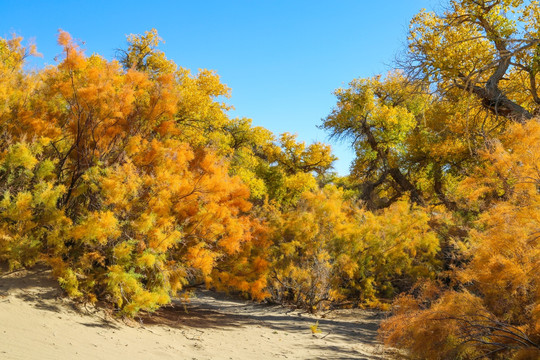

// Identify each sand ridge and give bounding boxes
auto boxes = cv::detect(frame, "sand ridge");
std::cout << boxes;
[0,268,390,359]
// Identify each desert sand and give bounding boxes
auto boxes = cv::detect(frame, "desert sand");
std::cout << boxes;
[0,268,391,359]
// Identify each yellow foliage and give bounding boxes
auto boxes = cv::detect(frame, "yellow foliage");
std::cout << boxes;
[310,321,322,334]
[5,143,38,170]
[0,30,268,317]
[136,251,157,269]
[186,245,217,277]
[382,121,540,359]
[269,186,439,311]
[71,211,120,245]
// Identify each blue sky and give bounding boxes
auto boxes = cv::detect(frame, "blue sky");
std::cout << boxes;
[1,0,435,174]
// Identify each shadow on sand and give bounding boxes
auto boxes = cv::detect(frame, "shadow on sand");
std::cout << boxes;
[0,268,388,359]
[0,267,121,330]
[141,290,387,359]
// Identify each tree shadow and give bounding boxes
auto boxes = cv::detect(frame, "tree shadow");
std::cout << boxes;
[0,266,59,297]
[0,266,122,330]
[0,266,64,312]
[0,268,386,358]
[141,290,385,359]
[78,320,120,329]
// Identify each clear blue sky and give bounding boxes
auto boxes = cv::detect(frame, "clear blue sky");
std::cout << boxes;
[1,0,435,175]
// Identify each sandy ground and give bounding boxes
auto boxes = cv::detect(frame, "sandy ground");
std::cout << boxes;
[0,268,393,360]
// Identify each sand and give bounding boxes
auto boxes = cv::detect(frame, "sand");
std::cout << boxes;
[0,268,392,360]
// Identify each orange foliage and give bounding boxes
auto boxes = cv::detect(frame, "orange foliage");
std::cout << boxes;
[0,30,269,315]
[381,121,540,359]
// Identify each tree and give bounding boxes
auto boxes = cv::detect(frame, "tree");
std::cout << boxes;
[117,28,176,75]
[0,30,269,316]
[268,185,439,312]
[406,0,540,122]
[380,121,540,360]
[322,72,431,209]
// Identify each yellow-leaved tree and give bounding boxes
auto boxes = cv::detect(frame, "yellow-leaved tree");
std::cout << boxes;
[380,120,540,359]
[0,30,269,315]
[268,185,439,312]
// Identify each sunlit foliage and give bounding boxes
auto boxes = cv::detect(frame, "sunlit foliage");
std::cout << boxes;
[5,3,538,343]
[381,121,540,359]
[0,30,267,315]
[319,1,540,357]
[268,186,439,312]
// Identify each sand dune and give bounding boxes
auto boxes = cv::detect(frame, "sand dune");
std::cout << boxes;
[0,269,390,359]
